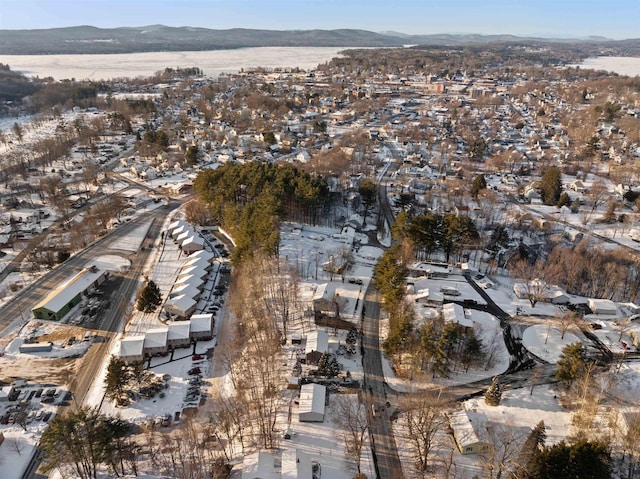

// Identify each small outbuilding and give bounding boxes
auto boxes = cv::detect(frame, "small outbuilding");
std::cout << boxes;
[298,383,326,422]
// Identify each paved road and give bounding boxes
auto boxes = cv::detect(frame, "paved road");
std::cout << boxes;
[361,284,404,479]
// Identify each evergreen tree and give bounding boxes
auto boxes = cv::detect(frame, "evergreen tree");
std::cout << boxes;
[484,376,502,406]
[556,342,588,388]
[136,280,162,313]
[471,174,487,198]
[540,166,562,206]
[514,420,547,479]
[529,438,611,479]
[105,356,127,405]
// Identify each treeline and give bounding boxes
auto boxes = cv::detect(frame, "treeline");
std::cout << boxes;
[0,63,38,102]
[193,162,330,262]
[393,210,479,262]
[546,241,640,301]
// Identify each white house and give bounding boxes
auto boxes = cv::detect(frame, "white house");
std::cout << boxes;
[298,383,326,422]
[449,410,489,455]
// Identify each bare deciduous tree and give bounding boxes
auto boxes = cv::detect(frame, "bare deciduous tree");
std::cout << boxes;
[401,391,448,473]
[333,393,369,476]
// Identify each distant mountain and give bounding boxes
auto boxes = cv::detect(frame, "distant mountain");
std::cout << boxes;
[0,25,403,54]
[0,25,637,55]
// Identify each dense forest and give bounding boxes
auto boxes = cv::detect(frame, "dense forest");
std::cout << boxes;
[193,162,330,263]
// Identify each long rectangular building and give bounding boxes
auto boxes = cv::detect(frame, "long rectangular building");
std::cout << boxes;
[32,266,107,321]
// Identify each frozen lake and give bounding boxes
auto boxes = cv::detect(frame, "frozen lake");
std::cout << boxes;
[574,56,640,77]
[0,46,348,81]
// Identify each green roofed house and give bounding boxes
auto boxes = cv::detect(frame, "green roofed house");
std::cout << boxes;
[32,266,108,321]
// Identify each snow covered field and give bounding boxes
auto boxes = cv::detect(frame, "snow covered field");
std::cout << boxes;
[0,47,347,81]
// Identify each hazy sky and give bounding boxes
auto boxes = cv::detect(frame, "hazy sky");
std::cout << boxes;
[0,0,638,40]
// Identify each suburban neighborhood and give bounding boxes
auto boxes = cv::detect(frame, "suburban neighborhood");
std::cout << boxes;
[1,29,640,479]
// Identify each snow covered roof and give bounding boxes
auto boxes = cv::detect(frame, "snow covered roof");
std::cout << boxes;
[118,336,144,358]
[282,449,313,479]
[299,383,326,418]
[33,267,104,314]
[167,322,191,341]
[182,235,205,251]
[165,294,197,315]
[443,303,473,328]
[190,314,213,333]
[144,328,168,349]
[167,219,187,233]
[188,249,215,262]
[588,298,619,315]
[449,410,484,449]
[305,330,329,354]
[312,283,333,302]
[179,265,209,279]
[177,229,195,243]
[169,283,201,299]
[242,451,279,479]
[184,256,211,270]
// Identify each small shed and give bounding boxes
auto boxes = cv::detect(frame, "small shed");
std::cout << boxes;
[298,383,326,422]
[143,328,169,356]
[118,336,145,363]
[305,330,329,365]
[164,294,197,319]
[167,322,192,349]
[190,313,214,340]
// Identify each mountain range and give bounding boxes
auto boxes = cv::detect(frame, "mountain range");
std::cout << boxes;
[0,25,636,55]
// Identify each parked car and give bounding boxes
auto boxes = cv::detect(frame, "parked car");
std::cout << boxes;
[188,367,201,375]
[42,411,53,422]
[192,354,204,361]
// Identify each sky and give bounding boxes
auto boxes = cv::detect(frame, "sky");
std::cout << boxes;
[0,0,638,40]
